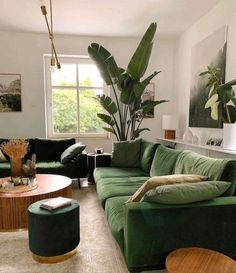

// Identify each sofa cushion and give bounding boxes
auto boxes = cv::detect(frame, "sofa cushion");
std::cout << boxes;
[174,151,234,196]
[105,196,130,252]
[94,167,148,182]
[61,143,86,164]
[36,161,77,178]
[141,181,231,204]
[126,174,208,203]
[139,140,159,173]
[35,138,75,162]
[96,177,149,207]
[111,139,141,167]
[150,145,183,176]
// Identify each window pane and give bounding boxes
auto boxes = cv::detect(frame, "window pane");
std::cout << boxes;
[79,89,104,134]
[51,64,76,86]
[52,88,78,134]
[79,64,103,87]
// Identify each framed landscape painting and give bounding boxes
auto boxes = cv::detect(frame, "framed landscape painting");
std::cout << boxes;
[0,73,22,112]
[189,26,227,128]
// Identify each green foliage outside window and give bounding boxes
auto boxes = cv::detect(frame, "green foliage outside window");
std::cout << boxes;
[52,77,103,134]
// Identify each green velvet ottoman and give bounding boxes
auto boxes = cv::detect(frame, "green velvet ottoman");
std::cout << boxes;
[28,199,80,263]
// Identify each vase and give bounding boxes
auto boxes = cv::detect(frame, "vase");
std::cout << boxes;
[223,123,236,150]
[10,157,24,177]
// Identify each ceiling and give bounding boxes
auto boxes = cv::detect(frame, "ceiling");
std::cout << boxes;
[0,0,221,38]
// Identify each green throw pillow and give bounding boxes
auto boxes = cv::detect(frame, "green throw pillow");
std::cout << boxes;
[150,145,182,176]
[139,140,159,173]
[141,181,231,204]
[111,139,141,167]
[61,143,86,164]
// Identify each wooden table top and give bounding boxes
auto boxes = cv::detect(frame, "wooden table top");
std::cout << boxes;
[0,174,72,198]
[166,247,236,273]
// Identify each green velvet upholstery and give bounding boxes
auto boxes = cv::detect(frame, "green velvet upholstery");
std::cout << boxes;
[0,162,10,177]
[139,140,159,173]
[174,150,234,196]
[28,199,80,257]
[36,161,78,178]
[96,177,149,208]
[150,145,182,176]
[141,181,231,204]
[105,196,130,252]
[0,138,88,181]
[124,197,236,270]
[93,139,236,272]
[111,139,141,167]
[35,138,75,162]
[94,167,148,182]
[220,160,236,196]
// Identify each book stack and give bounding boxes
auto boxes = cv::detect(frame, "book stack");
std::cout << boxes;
[40,197,72,211]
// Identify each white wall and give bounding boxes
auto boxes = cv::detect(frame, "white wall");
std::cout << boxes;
[0,31,175,152]
[174,0,236,146]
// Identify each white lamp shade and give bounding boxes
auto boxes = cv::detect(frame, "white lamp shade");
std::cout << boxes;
[162,115,179,130]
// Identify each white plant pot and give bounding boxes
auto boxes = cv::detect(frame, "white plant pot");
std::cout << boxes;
[223,123,236,150]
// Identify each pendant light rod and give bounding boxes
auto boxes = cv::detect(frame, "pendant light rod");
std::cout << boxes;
[40,0,60,69]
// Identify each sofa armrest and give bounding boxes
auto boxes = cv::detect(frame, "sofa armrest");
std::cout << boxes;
[123,197,236,271]
[95,153,111,167]
[76,153,88,178]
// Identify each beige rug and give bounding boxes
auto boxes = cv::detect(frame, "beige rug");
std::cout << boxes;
[0,183,166,273]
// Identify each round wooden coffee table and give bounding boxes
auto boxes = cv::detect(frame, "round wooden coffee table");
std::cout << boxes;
[0,174,72,231]
[166,247,236,273]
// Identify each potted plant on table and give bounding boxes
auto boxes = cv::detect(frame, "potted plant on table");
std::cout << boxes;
[88,22,167,141]
[200,66,236,149]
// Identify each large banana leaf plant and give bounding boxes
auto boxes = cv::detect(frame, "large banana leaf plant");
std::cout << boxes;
[88,22,167,141]
[200,66,236,123]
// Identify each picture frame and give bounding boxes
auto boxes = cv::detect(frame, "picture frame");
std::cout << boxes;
[0,73,22,112]
[142,82,155,118]
[189,26,227,128]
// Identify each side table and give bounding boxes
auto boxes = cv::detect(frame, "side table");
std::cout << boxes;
[87,153,110,183]
[166,247,236,273]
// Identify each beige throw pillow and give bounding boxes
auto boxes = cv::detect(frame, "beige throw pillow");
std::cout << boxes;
[126,174,208,203]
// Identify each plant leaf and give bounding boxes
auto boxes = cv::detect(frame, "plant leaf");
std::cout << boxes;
[205,94,218,108]
[88,43,112,85]
[220,79,236,89]
[218,86,234,104]
[231,97,236,107]
[127,22,157,80]
[210,101,220,120]
[133,71,161,98]
[132,128,150,139]
[98,95,117,114]
[102,127,115,134]
[97,113,115,126]
[141,100,168,115]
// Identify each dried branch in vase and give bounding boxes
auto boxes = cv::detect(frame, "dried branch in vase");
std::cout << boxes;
[0,139,29,159]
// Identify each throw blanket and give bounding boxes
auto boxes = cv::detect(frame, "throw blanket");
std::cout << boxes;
[174,151,229,181]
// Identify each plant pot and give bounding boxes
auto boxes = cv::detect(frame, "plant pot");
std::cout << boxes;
[223,123,236,150]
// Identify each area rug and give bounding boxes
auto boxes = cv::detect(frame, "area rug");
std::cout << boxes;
[0,183,166,273]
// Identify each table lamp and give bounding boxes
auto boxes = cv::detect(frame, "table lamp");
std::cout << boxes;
[162,114,179,139]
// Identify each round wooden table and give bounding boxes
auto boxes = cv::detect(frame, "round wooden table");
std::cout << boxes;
[166,247,236,273]
[0,174,72,231]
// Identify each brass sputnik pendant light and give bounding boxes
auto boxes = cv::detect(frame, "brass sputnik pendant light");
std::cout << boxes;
[40,0,61,69]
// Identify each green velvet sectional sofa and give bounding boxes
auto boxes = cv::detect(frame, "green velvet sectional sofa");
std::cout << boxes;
[94,139,236,272]
[0,138,87,184]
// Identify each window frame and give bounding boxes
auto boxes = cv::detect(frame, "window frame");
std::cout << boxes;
[44,55,109,139]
